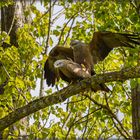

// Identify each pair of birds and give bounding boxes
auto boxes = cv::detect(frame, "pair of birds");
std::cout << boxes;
[44,31,140,92]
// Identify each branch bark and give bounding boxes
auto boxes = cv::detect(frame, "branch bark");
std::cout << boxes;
[132,80,140,138]
[0,66,140,131]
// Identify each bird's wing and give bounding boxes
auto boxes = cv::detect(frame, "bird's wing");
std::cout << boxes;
[44,46,74,86]
[44,57,59,86]
[90,31,140,62]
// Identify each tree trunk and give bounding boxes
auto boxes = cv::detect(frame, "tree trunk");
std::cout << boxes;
[0,0,32,139]
[132,81,140,138]
[1,1,31,47]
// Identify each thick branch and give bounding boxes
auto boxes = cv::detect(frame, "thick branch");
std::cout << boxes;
[0,66,140,131]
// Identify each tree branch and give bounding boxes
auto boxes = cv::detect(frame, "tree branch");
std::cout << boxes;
[0,66,140,131]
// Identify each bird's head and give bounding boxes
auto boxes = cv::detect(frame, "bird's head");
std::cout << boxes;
[54,59,66,68]
[70,40,87,49]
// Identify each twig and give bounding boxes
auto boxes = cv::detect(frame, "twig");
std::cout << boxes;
[1,64,11,78]
[45,0,52,54]
[57,12,78,45]
[62,111,72,129]
[65,113,77,140]
[51,10,65,24]
[63,17,75,46]
[64,96,87,105]
[31,0,57,26]
[82,93,131,138]
[82,93,91,139]
[74,107,102,125]
[86,119,96,137]
[111,117,128,139]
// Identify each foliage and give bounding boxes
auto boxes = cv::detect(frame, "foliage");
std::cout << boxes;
[0,0,139,139]
[0,0,13,7]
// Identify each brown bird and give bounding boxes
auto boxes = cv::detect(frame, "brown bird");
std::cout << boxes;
[54,59,108,92]
[54,59,91,79]
[70,40,110,92]
[89,32,140,64]
[71,32,140,67]
[44,46,74,86]
[44,31,140,89]
[70,40,94,74]
[44,46,92,87]
[70,32,140,92]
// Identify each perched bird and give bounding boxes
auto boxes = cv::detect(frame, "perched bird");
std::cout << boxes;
[54,59,109,92]
[70,40,110,92]
[44,31,140,90]
[70,32,140,92]
[44,45,108,92]
[54,59,91,79]
[44,46,74,86]
[70,40,94,74]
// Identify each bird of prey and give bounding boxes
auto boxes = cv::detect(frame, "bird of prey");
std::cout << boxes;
[70,32,139,92]
[54,59,91,79]
[71,32,140,66]
[89,32,140,64]
[54,59,110,92]
[70,40,110,92]
[44,46,74,86]
[44,45,109,92]
[44,31,140,89]
[70,40,94,74]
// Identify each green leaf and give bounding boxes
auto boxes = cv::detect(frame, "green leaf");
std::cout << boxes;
[53,30,60,36]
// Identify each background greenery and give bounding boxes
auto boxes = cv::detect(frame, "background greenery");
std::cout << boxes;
[0,0,139,139]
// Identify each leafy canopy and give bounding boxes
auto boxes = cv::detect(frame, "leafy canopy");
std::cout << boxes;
[0,1,139,139]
